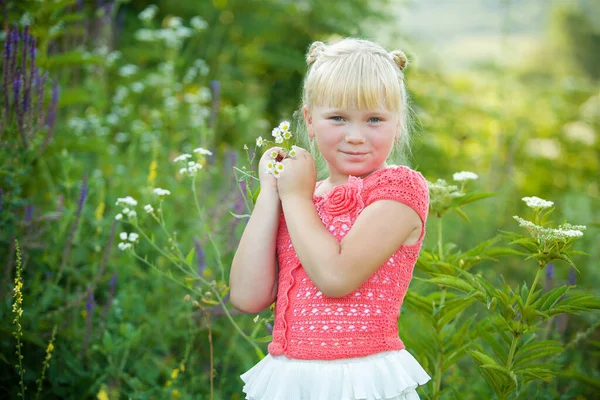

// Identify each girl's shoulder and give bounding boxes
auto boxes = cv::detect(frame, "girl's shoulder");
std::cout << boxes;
[362,165,429,218]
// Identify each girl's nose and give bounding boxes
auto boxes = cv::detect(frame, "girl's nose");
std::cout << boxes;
[345,126,366,144]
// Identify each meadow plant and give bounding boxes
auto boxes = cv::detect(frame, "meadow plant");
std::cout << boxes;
[403,175,599,399]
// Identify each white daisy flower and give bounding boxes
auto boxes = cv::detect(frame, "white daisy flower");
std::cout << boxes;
[153,188,171,196]
[144,204,154,213]
[193,147,213,156]
[278,121,290,131]
[272,127,282,138]
[256,136,264,147]
[283,131,292,140]
[522,196,554,209]
[269,150,279,159]
[453,171,479,182]
[275,136,284,144]
[288,148,297,158]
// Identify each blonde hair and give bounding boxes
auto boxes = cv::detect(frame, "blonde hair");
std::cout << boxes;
[295,38,413,177]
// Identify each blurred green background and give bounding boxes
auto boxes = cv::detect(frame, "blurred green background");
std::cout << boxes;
[0,0,598,399]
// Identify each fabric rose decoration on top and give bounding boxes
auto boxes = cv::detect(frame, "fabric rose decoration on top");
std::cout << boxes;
[317,176,365,226]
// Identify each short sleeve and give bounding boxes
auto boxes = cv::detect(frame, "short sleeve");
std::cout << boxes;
[364,166,430,229]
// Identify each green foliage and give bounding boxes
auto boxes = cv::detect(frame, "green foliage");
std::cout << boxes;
[1,0,599,399]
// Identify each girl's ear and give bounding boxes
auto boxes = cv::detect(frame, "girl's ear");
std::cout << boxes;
[303,106,315,139]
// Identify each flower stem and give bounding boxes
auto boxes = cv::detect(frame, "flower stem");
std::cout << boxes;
[437,216,444,261]
[192,177,225,282]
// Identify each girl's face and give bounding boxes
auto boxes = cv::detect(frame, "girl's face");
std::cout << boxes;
[303,105,399,185]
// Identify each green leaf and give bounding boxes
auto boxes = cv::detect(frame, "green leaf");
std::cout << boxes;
[513,344,563,369]
[186,247,195,266]
[534,286,570,311]
[454,207,470,222]
[558,371,600,390]
[403,291,434,315]
[229,211,251,219]
[428,275,475,293]
[436,297,476,327]
[477,326,507,365]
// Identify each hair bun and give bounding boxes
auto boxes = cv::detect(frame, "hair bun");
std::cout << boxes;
[306,41,326,66]
[390,50,408,71]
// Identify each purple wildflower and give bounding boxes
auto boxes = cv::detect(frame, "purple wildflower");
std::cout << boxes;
[24,204,34,225]
[78,172,88,209]
[545,262,554,291]
[194,237,206,277]
[109,271,117,292]
[568,267,576,286]
[86,292,95,312]
[209,80,220,128]
[266,323,273,334]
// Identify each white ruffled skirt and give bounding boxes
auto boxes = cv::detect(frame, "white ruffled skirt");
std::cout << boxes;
[240,349,431,400]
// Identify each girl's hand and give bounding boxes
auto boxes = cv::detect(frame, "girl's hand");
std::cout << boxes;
[277,146,316,202]
[258,146,286,197]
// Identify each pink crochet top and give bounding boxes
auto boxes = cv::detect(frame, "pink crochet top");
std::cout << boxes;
[268,166,429,360]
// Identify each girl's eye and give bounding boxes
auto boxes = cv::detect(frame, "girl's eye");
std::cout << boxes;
[330,116,344,122]
[368,117,382,123]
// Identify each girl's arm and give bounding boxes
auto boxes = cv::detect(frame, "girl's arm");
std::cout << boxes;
[229,147,286,313]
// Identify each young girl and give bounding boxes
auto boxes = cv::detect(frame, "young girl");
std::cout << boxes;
[230,37,431,400]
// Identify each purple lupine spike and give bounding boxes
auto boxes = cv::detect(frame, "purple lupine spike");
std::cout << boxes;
[568,266,576,285]
[21,26,29,78]
[209,80,220,128]
[194,237,206,277]
[42,79,60,150]
[86,292,95,312]
[24,204,34,225]
[34,71,48,130]
[10,25,19,86]
[78,172,88,209]
[109,270,118,292]
[266,323,273,334]
[3,31,10,121]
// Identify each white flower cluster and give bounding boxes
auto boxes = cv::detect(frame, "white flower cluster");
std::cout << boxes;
[190,16,208,31]
[265,146,298,179]
[153,188,171,197]
[118,231,139,251]
[428,179,464,198]
[173,148,213,177]
[144,204,154,213]
[118,64,139,77]
[273,121,292,144]
[115,196,138,220]
[522,196,554,209]
[138,5,158,22]
[453,171,478,182]
[513,216,586,242]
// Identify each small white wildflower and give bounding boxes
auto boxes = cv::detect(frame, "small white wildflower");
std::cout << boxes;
[138,5,158,22]
[187,162,203,175]
[522,196,554,209]
[153,188,171,196]
[116,196,138,207]
[166,17,182,29]
[173,153,192,163]
[272,127,282,138]
[179,167,188,175]
[130,82,145,93]
[453,171,478,182]
[122,207,130,214]
[193,147,213,156]
[127,210,137,218]
[128,232,139,242]
[288,148,297,158]
[256,136,264,147]
[115,213,123,221]
[119,232,128,241]
[283,131,292,140]
[275,136,284,144]
[118,64,139,77]
[135,29,156,42]
[269,149,279,159]
[278,121,291,131]
[118,242,132,251]
[190,16,208,30]
[253,315,259,323]
[144,204,154,213]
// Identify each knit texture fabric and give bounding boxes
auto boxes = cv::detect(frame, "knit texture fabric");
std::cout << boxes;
[268,166,430,360]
